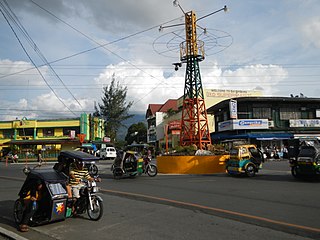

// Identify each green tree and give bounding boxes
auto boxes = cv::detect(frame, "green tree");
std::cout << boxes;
[94,73,133,142]
[125,122,147,145]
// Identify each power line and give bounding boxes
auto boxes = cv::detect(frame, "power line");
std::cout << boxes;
[27,0,187,107]
[0,0,83,115]
[0,0,80,117]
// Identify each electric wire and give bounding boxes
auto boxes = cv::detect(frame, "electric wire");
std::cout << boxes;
[1,0,83,111]
[28,0,185,106]
[0,1,78,116]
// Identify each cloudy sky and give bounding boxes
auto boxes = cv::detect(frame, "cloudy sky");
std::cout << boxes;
[0,0,319,121]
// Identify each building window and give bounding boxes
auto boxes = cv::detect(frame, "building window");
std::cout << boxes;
[43,128,54,136]
[280,108,301,120]
[253,107,271,119]
[223,112,228,121]
[2,129,13,139]
[63,127,80,136]
[18,128,34,136]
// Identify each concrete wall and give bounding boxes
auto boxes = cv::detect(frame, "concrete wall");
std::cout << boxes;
[157,155,229,174]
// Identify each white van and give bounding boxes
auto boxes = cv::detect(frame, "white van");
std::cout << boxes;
[99,147,117,160]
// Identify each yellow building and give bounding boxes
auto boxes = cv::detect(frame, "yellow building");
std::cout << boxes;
[0,113,105,160]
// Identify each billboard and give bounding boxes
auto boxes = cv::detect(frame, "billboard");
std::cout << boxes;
[218,119,269,132]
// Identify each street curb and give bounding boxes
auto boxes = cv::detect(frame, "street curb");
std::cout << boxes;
[0,227,28,240]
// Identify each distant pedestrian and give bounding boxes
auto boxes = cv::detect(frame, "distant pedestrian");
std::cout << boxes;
[33,150,44,169]
[37,150,43,165]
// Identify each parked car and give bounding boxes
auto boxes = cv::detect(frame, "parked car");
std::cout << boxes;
[99,147,117,160]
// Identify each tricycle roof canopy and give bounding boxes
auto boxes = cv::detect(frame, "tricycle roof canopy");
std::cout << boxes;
[59,150,99,162]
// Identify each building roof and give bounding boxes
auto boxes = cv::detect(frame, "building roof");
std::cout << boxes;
[146,99,178,118]
[158,99,178,112]
[146,104,162,118]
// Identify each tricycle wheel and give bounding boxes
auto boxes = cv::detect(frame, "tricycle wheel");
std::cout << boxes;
[147,164,158,177]
[87,197,103,221]
[291,166,300,178]
[245,163,256,177]
[113,168,123,180]
[13,198,24,225]
[89,164,98,176]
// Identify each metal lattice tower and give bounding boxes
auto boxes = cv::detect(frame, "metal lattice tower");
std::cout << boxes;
[179,10,211,150]
[154,3,230,150]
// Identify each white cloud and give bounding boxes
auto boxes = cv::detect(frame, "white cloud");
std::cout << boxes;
[94,61,185,112]
[0,59,47,86]
[301,17,320,48]
[219,64,288,96]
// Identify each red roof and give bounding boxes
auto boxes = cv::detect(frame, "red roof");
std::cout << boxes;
[158,99,178,112]
[148,104,162,115]
[146,99,178,118]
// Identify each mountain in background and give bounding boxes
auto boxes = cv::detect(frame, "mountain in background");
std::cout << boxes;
[116,112,146,141]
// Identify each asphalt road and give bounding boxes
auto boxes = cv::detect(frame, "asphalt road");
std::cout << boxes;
[0,160,319,240]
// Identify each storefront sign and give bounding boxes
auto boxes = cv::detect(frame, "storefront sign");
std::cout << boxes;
[218,119,269,131]
[171,130,181,135]
[229,100,237,119]
[169,120,181,130]
[218,120,233,131]
[290,119,320,128]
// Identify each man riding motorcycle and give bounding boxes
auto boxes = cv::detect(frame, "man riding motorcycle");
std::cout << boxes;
[69,159,100,214]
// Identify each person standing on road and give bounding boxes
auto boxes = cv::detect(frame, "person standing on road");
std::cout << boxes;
[37,150,43,165]
[34,150,45,169]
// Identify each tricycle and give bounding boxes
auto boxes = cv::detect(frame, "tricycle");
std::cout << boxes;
[14,151,103,229]
[290,144,320,179]
[226,144,264,177]
[13,169,70,226]
[111,150,157,179]
[58,150,99,176]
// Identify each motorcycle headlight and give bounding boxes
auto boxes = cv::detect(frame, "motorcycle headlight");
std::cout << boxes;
[92,186,99,193]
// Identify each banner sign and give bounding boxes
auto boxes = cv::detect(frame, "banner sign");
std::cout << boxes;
[290,119,320,128]
[168,120,181,130]
[229,99,237,119]
[218,119,269,131]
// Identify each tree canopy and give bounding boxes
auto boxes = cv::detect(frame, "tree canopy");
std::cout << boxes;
[94,74,133,142]
[125,122,147,145]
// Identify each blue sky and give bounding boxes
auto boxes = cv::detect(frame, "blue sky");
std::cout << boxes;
[0,0,319,120]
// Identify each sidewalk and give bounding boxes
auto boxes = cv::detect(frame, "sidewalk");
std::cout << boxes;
[0,225,29,240]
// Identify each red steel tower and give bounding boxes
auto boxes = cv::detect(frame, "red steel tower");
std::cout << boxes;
[179,10,211,150]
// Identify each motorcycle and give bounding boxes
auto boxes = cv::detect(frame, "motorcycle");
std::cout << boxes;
[5,152,18,163]
[139,155,158,177]
[71,178,103,221]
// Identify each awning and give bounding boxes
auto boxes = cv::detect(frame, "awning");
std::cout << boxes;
[248,133,293,140]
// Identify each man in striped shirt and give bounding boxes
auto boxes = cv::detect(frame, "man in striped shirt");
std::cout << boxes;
[69,159,94,199]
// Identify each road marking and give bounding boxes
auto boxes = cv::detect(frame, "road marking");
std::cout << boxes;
[101,188,320,234]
